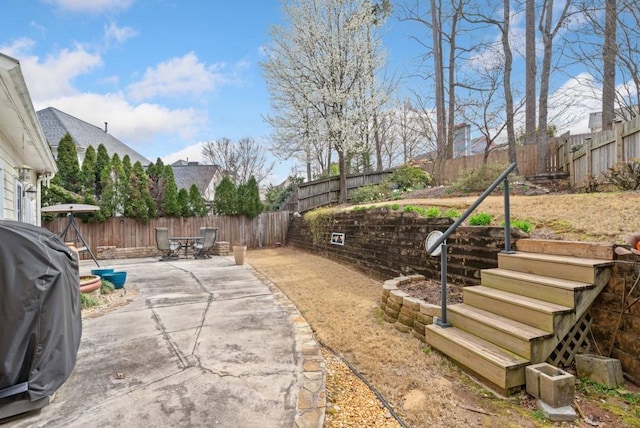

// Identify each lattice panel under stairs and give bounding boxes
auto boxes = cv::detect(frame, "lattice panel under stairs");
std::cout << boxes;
[547,312,592,367]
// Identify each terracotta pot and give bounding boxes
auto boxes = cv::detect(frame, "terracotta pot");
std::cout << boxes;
[233,245,247,265]
[79,275,101,294]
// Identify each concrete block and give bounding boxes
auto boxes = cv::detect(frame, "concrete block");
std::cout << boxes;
[537,399,577,422]
[575,354,624,388]
[526,363,575,408]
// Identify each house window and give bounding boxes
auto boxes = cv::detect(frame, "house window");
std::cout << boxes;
[15,180,23,222]
[0,167,4,219]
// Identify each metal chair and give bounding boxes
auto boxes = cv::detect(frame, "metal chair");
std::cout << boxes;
[193,227,217,259]
[155,227,180,261]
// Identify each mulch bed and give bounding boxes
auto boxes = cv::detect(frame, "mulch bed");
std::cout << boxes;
[397,279,463,305]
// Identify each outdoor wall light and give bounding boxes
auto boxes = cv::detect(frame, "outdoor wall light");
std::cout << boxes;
[23,183,37,201]
[17,164,33,182]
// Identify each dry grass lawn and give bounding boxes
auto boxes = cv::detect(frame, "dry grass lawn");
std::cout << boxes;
[248,191,640,427]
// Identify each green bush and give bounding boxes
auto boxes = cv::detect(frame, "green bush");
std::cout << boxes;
[403,205,439,218]
[100,280,115,294]
[349,183,390,204]
[443,208,461,218]
[352,205,367,211]
[425,207,442,218]
[390,203,400,210]
[469,212,493,226]
[508,219,533,234]
[606,158,640,190]
[80,293,100,309]
[450,163,520,193]
[390,165,432,191]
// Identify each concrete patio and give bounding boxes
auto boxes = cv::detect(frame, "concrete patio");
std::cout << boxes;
[5,256,324,428]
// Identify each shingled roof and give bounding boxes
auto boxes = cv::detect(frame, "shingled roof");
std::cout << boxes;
[37,107,151,166]
[171,161,221,196]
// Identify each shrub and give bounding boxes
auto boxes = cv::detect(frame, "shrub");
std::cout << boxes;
[469,212,493,226]
[100,280,115,294]
[425,207,442,218]
[443,208,461,218]
[605,159,640,190]
[350,183,389,204]
[511,219,533,234]
[304,207,335,244]
[450,163,521,193]
[80,293,100,309]
[390,165,432,191]
[352,205,367,211]
[390,203,400,210]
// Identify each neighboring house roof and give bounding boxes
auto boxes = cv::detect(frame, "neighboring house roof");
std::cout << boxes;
[588,107,637,131]
[171,161,221,198]
[37,107,151,166]
[0,54,57,174]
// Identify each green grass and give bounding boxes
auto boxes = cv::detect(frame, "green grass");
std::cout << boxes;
[469,212,493,226]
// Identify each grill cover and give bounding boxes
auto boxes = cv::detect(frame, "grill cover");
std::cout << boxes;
[0,220,82,402]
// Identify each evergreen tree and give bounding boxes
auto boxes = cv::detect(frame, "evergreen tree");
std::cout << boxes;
[81,146,97,196]
[238,176,264,219]
[161,165,181,217]
[213,176,238,215]
[125,162,154,223]
[178,188,191,217]
[52,133,83,193]
[147,158,165,212]
[95,144,111,198]
[189,184,208,217]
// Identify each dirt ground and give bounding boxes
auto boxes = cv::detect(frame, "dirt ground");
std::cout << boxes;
[247,247,639,428]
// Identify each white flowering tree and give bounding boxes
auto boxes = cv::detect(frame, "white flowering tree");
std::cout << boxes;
[263,0,390,202]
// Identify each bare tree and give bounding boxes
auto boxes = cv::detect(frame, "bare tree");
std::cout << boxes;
[536,0,573,173]
[601,0,617,131]
[525,0,537,146]
[201,137,275,185]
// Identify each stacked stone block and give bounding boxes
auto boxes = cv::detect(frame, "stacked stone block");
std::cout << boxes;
[380,274,441,343]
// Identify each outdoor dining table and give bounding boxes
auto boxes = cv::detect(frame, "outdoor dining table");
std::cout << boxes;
[169,236,203,258]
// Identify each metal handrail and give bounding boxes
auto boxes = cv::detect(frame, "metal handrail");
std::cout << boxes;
[427,162,517,327]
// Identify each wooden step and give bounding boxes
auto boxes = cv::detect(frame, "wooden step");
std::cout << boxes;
[463,286,573,332]
[447,303,552,360]
[515,239,615,260]
[425,324,528,392]
[498,252,613,284]
[481,268,593,307]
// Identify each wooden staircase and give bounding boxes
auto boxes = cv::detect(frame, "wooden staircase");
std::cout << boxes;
[424,239,614,394]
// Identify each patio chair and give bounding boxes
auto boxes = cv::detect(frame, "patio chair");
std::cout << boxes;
[155,227,181,261]
[193,227,217,259]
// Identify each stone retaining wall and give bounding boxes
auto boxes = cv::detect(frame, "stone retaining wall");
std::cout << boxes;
[95,241,231,259]
[591,262,640,384]
[380,274,440,342]
[287,208,525,285]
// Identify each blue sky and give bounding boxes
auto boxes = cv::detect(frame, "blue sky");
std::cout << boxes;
[1,0,602,184]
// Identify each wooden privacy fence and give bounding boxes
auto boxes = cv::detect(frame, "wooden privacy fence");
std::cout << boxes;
[43,211,290,254]
[282,170,394,213]
[426,115,640,188]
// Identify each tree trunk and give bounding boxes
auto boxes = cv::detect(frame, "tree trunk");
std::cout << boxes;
[503,0,518,171]
[337,149,347,203]
[602,0,617,131]
[537,1,554,173]
[431,0,447,162]
[525,0,537,145]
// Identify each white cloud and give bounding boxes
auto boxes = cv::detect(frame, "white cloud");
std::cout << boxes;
[126,52,231,101]
[42,0,134,14]
[104,21,137,45]
[14,44,103,100]
[36,92,208,152]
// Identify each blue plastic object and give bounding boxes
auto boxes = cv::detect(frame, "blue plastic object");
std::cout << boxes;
[91,268,115,277]
[101,271,127,289]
